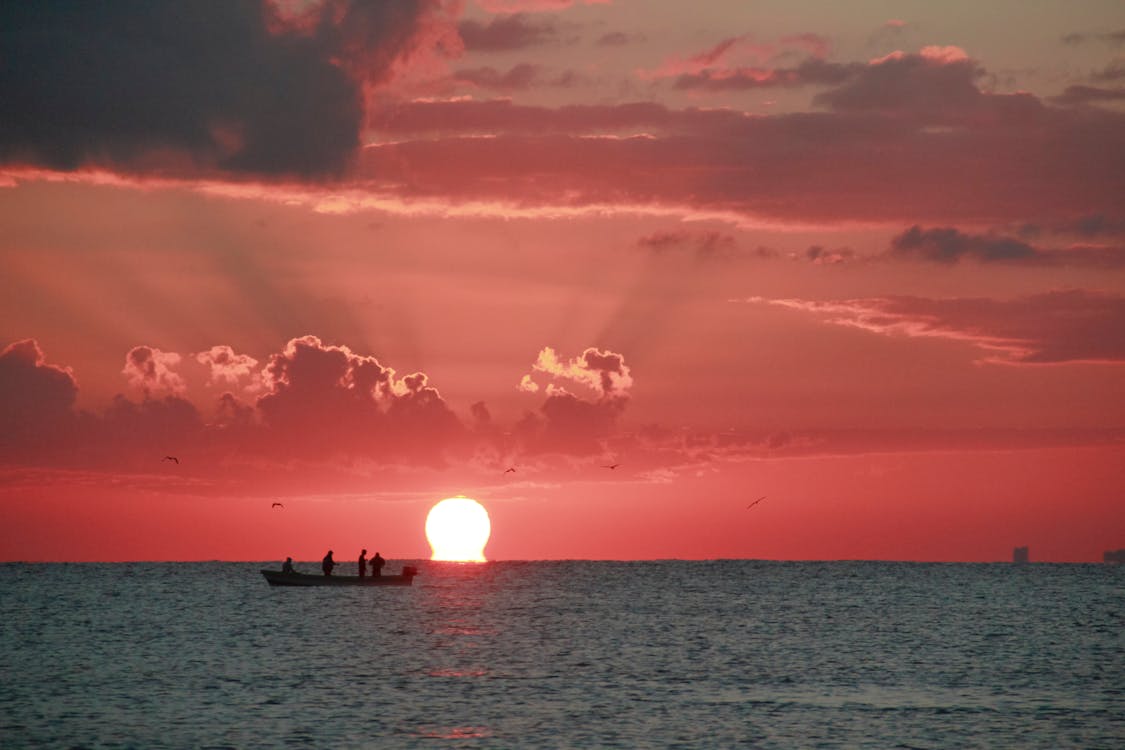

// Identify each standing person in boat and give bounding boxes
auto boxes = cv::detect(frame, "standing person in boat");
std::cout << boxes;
[322,550,336,577]
[357,549,367,579]
[282,557,295,574]
[371,551,385,578]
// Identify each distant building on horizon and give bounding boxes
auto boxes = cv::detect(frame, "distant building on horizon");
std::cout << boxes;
[1012,546,1029,564]
[1104,549,1125,564]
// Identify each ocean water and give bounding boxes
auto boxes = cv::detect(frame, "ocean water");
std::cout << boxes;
[1,561,1121,749]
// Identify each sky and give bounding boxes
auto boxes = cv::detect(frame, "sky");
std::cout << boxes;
[2,0,1124,562]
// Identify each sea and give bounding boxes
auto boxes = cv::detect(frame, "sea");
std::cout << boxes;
[1,561,1121,749]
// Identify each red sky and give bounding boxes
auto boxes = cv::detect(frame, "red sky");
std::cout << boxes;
[2,0,1123,562]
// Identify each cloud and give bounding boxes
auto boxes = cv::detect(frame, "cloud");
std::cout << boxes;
[1092,59,1125,82]
[1052,214,1125,238]
[195,345,260,389]
[123,346,186,396]
[0,1,451,178]
[637,230,738,260]
[646,33,834,85]
[359,65,1125,226]
[514,347,633,455]
[812,46,1030,121]
[804,245,856,265]
[474,0,609,13]
[889,225,1125,268]
[527,346,633,398]
[0,339,79,452]
[596,31,638,47]
[256,335,463,459]
[1061,30,1125,46]
[458,13,560,51]
[747,290,1125,365]
[673,58,858,92]
[454,63,542,91]
[1050,85,1125,107]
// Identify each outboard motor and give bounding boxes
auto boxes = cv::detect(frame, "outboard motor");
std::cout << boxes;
[402,566,418,578]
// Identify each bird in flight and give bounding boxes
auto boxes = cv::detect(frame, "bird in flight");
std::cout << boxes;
[504,467,516,474]
[162,455,179,464]
[602,463,620,470]
[272,502,284,509]
[746,496,766,510]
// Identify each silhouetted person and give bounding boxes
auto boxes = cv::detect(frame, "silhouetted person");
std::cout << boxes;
[322,550,335,576]
[282,557,295,574]
[371,552,385,578]
[358,549,367,578]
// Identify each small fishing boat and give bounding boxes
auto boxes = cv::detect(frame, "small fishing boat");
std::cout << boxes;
[261,566,418,587]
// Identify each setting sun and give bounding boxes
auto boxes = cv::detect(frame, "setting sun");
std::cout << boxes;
[425,497,491,562]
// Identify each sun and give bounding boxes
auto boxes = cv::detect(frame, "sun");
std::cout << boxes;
[425,497,491,562]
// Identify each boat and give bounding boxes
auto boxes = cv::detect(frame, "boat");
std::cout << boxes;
[261,566,418,587]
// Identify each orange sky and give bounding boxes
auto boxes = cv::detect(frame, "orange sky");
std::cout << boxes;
[2,0,1123,561]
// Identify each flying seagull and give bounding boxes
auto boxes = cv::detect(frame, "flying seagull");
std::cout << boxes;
[602,463,620,470]
[746,496,766,510]
[272,502,284,509]
[162,455,179,464]
[504,467,516,474]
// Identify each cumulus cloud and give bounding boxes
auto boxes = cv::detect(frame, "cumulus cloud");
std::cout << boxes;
[0,1,453,178]
[747,290,1125,365]
[516,346,633,455]
[123,346,186,396]
[0,339,78,451]
[256,335,462,459]
[195,345,260,389]
[527,346,633,398]
[811,46,1026,121]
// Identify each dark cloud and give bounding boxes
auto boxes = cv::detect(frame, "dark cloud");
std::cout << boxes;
[596,31,638,47]
[1054,214,1125,238]
[457,13,559,51]
[811,48,1044,123]
[453,63,543,91]
[890,226,1037,263]
[637,230,739,260]
[1050,85,1125,107]
[100,394,205,456]
[0,339,78,454]
[1092,59,1125,82]
[889,225,1125,268]
[0,0,445,178]
[1061,30,1125,46]
[255,335,462,460]
[804,245,856,265]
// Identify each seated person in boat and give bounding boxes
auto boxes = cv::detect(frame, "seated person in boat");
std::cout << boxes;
[371,551,385,577]
[322,550,336,576]
[282,557,295,574]
[358,549,367,578]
